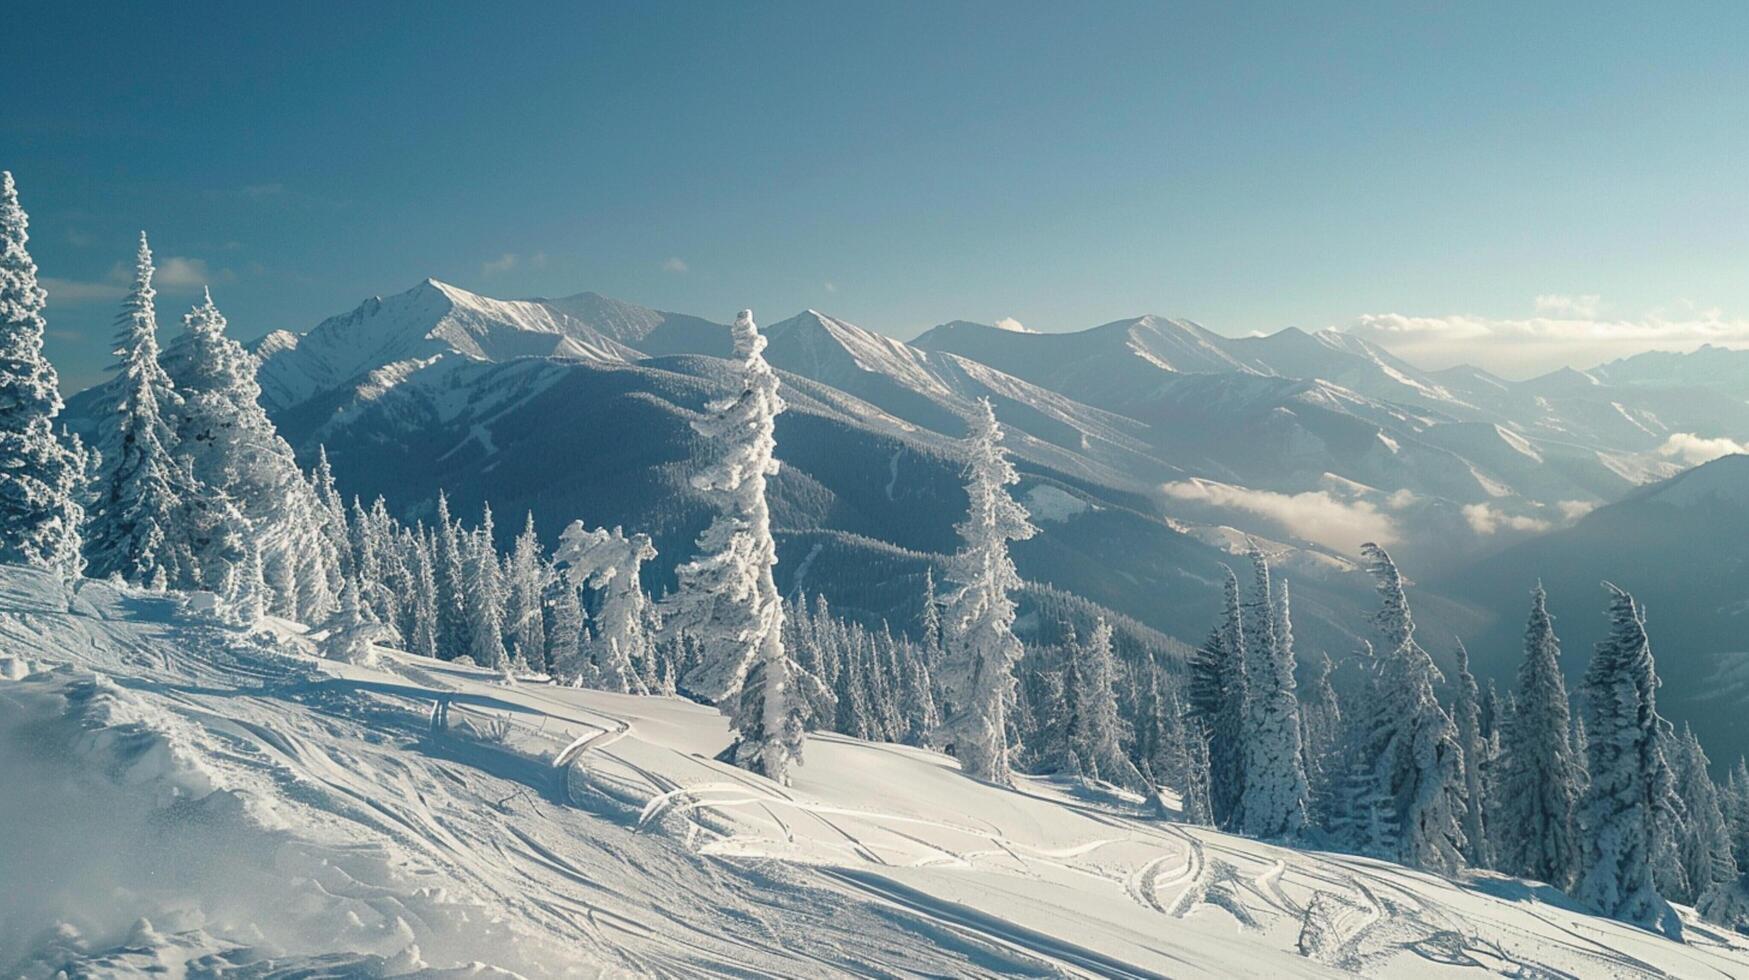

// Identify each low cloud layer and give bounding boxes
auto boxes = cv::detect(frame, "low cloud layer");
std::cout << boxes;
[1461,503,1550,536]
[1657,432,1749,465]
[1337,297,1749,377]
[1161,480,1396,554]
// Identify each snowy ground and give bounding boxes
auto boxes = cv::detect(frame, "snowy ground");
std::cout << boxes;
[3,566,1748,977]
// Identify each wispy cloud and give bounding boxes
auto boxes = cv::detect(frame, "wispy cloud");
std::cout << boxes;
[481,252,518,276]
[240,182,285,199]
[1161,479,1397,553]
[156,256,225,288]
[661,257,689,274]
[993,317,1034,334]
[1460,502,1550,536]
[42,253,227,305]
[1533,293,1603,318]
[823,281,838,294]
[1657,432,1749,465]
[41,276,126,305]
[1336,297,1749,376]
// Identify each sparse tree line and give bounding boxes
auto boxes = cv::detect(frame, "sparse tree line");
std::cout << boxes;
[5,171,1749,940]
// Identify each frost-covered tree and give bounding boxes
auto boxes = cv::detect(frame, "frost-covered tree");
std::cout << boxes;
[323,577,396,666]
[463,512,508,671]
[557,520,656,694]
[937,398,1037,785]
[1673,725,1738,906]
[504,513,549,673]
[1728,759,1749,871]
[1240,553,1308,840]
[405,524,440,660]
[85,233,206,588]
[1189,567,1247,830]
[897,636,940,747]
[431,494,469,659]
[546,578,589,685]
[1179,713,1215,826]
[170,291,335,619]
[1451,640,1492,869]
[920,567,943,662]
[1067,619,1142,788]
[0,172,84,579]
[670,311,801,783]
[310,446,351,581]
[1575,584,1684,938]
[1360,543,1467,873]
[225,537,271,627]
[1301,650,1342,831]
[1498,584,1582,886]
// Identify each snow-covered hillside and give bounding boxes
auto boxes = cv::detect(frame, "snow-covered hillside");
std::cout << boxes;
[5,564,1746,978]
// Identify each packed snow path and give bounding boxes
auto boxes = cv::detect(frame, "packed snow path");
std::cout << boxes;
[2,567,1748,977]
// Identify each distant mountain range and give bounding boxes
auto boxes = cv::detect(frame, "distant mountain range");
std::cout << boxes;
[61,278,1749,756]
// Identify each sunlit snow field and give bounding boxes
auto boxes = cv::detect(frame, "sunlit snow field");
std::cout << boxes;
[3,565,1747,977]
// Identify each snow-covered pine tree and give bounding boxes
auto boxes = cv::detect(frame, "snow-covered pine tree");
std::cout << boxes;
[1188,567,1248,830]
[431,495,469,659]
[405,523,441,660]
[504,513,549,674]
[1179,711,1215,826]
[920,567,943,659]
[670,311,801,783]
[310,446,352,582]
[555,521,655,694]
[1575,583,1684,938]
[936,397,1037,785]
[546,577,589,685]
[1067,619,1143,789]
[226,536,270,627]
[1360,543,1467,874]
[323,576,396,665]
[369,501,417,647]
[85,232,205,588]
[833,625,875,738]
[1673,725,1739,907]
[170,291,335,619]
[0,172,85,580]
[898,631,940,747]
[463,515,508,671]
[1729,759,1749,871]
[1240,553,1309,840]
[1451,640,1493,869]
[1498,584,1582,886]
[347,496,400,628]
[1301,650,1342,832]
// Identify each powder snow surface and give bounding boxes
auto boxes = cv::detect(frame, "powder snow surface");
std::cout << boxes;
[2,565,1747,977]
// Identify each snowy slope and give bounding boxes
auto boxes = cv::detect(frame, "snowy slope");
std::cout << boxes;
[5,564,1748,978]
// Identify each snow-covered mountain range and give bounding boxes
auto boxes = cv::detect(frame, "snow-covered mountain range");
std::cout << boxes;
[62,277,1749,755]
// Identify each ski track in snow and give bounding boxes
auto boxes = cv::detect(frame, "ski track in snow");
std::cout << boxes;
[4,567,1749,978]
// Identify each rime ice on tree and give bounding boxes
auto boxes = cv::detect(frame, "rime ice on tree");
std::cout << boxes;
[557,520,658,694]
[0,172,84,580]
[670,311,802,784]
[937,398,1036,785]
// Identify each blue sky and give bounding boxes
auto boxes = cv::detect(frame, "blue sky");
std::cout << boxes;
[4,2,1746,389]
